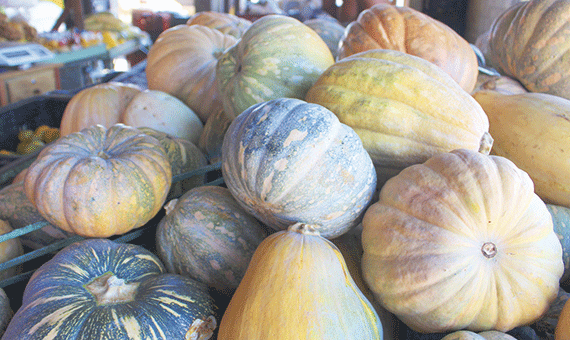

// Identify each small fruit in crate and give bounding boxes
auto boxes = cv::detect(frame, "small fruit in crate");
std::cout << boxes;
[7,125,60,155]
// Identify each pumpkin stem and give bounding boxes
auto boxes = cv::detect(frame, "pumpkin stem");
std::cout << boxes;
[97,150,110,159]
[164,199,179,215]
[478,132,494,155]
[288,222,321,236]
[481,242,497,258]
[84,272,140,305]
[185,316,217,340]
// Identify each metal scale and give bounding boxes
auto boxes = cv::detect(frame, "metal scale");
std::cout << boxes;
[0,41,55,68]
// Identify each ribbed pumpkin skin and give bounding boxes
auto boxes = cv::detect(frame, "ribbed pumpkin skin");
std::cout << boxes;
[304,18,346,60]
[1,239,216,340]
[306,49,492,182]
[23,124,172,238]
[472,90,570,208]
[137,127,207,200]
[146,25,237,122]
[217,223,383,339]
[338,4,478,92]
[547,204,570,285]
[362,149,563,333]
[156,186,268,293]
[198,108,232,164]
[488,0,570,100]
[59,82,143,136]
[221,98,377,239]
[441,330,517,340]
[186,11,251,38]
[216,15,335,119]
[0,181,72,249]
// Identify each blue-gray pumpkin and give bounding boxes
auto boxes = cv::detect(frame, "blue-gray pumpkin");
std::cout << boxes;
[221,97,377,239]
[2,239,216,340]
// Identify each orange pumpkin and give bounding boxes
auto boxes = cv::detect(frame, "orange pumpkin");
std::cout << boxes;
[146,25,237,122]
[59,82,142,137]
[338,4,479,92]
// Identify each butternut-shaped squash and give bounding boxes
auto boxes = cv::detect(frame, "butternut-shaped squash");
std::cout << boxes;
[217,223,383,339]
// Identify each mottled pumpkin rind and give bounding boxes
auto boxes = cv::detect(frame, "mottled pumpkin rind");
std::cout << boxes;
[156,185,268,293]
[221,98,377,239]
[216,15,335,119]
[306,49,491,181]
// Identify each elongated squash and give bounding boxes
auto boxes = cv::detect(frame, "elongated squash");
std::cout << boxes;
[472,90,570,207]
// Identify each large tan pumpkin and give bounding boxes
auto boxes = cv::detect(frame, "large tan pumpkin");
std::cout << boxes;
[24,124,172,238]
[362,149,563,333]
[487,0,570,100]
[186,11,251,38]
[472,90,570,208]
[59,82,143,136]
[306,49,492,183]
[338,4,479,92]
[146,24,237,122]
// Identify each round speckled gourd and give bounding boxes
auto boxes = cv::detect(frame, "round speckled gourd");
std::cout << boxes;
[306,49,492,183]
[547,204,570,285]
[146,24,237,122]
[1,239,216,340]
[186,11,251,38]
[216,14,335,119]
[156,186,268,294]
[217,223,383,339]
[221,98,377,239]
[362,149,563,333]
[24,124,172,238]
[137,127,207,200]
[487,0,570,100]
[0,181,72,249]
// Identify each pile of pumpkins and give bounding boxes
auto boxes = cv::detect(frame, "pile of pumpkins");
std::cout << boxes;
[0,0,569,339]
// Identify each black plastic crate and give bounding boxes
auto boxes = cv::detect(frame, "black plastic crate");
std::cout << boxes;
[0,92,73,168]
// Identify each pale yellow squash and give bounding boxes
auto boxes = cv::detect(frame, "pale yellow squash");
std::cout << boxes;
[218,223,383,339]
[472,90,570,208]
[362,149,563,333]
